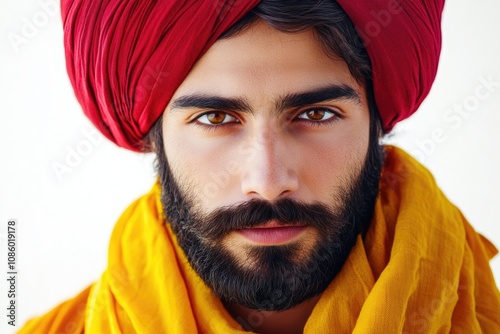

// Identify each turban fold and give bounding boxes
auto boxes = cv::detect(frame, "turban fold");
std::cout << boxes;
[62,0,444,151]
[337,0,445,131]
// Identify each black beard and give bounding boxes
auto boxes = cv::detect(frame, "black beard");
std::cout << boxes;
[152,127,383,312]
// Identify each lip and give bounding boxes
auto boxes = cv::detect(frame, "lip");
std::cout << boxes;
[236,221,308,245]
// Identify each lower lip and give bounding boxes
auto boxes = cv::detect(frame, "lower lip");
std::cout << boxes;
[237,226,307,245]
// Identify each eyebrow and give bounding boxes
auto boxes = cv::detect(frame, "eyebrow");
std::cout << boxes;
[170,84,361,115]
[276,84,361,112]
[171,95,251,113]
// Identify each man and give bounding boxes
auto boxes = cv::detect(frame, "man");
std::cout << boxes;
[20,0,500,333]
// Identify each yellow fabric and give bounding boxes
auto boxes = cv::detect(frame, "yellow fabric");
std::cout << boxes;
[20,146,500,333]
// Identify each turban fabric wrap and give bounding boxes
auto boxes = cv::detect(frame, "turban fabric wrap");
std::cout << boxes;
[61,0,261,151]
[62,0,444,151]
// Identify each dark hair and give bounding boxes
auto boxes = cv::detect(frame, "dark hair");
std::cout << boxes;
[144,0,383,153]
[221,0,372,86]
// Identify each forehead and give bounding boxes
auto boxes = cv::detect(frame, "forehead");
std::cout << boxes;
[171,21,362,101]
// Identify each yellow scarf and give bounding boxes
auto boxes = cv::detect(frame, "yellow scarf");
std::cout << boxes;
[20,146,500,333]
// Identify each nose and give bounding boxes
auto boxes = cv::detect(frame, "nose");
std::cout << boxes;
[240,128,299,202]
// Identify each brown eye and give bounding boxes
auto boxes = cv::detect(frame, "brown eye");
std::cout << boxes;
[297,109,335,121]
[307,110,325,120]
[196,112,238,125]
[207,112,226,124]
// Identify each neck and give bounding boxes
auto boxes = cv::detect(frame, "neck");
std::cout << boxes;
[225,295,321,334]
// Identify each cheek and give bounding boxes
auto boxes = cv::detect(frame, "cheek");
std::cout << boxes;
[162,122,245,206]
[297,121,369,200]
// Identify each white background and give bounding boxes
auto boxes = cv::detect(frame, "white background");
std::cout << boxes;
[1,0,499,332]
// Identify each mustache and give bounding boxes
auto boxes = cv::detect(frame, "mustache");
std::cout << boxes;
[190,198,344,241]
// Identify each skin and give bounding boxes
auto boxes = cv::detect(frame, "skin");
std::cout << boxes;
[162,21,370,334]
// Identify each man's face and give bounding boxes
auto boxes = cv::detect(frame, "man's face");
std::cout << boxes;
[159,21,377,310]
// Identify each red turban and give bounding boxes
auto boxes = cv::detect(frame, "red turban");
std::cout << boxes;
[337,0,445,131]
[62,0,444,151]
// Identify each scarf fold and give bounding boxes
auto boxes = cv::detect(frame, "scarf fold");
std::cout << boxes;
[19,146,500,333]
